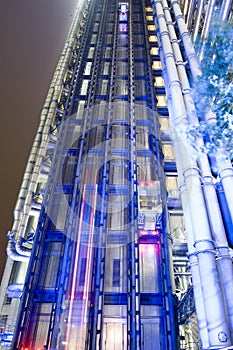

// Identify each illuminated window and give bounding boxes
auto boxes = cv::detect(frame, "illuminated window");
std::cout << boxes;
[80,79,89,95]
[159,117,170,131]
[166,176,179,196]
[152,61,162,69]
[156,95,166,106]
[84,62,92,75]
[139,195,157,210]
[88,47,95,58]
[149,35,157,42]
[147,25,156,31]
[169,215,185,241]
[150,47,159,55]
[146,16,153,20]
[154,76,164,86]
[145,7,153,11]
[162,144,175,160]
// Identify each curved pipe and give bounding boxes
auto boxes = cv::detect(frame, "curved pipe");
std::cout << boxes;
[6,239,29,262]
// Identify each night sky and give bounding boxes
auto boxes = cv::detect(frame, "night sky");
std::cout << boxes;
[0,0,79,280]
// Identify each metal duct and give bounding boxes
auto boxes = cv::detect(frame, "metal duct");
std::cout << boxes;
[152,0,232,346]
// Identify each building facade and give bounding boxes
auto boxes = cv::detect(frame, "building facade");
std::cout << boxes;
[0,0,233,349]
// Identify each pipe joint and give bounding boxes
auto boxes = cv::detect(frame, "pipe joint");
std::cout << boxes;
[175,14,185,22]
[153,0,162,6]
[171,0,179,6]
[178,182,186,193]
[216,246,231,257]
[194,238,215,252]
[176,59,185,67]
[219,168,233,181]
[159,30,170,39]
[168,79,181,89]
[183,166,200,178]
[182,87,191,95]
[187,252,197,261]
[202,176,214,185]
[180,31,190,39]
[171,38,180,45]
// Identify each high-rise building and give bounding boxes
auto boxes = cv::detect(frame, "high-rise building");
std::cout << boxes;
[0,0,233,349]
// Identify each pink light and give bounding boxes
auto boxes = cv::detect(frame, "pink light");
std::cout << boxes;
[64,170,89,349]
[139,244,155,253]
[83,182,97,301]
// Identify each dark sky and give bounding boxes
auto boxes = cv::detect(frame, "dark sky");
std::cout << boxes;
[0,0,79,280]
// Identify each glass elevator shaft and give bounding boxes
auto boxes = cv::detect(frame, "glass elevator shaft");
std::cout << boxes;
[12,0,176,348]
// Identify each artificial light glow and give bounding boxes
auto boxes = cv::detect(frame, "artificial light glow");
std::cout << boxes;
[150,47,159,55]
[149,35,157,42]
[152,61,162,70]
[147,25,156,31]
[156,95,166,107]
[139,244,155,254]
[154,77,164,87]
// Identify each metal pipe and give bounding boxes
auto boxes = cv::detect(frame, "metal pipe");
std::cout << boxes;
[6,239,29,262]
[9,0,88,259]
[216,247,233,340]
[186,0,196,30]
[201,0,216,39]
[192,0,205,42]
[160,58,209,347]
[170,0,201,79]
[163,4,233,334]
[183,163,231,347]
[179,184,209,349]
[216,182,233,248]
[153,2,232,346]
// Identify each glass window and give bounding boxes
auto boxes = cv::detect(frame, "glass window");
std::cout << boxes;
[166,176,179,196]
[156,95,166,107]
[159,117,170,131]
[112,259,120,287]
[162,144,175,160]
[169,214,185,241]
[154,76,164,86]
[147,25,156,31]
[152,61,162,70]
[150,47,159,55]
[84,62,92,75]
[149,35,158,42]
